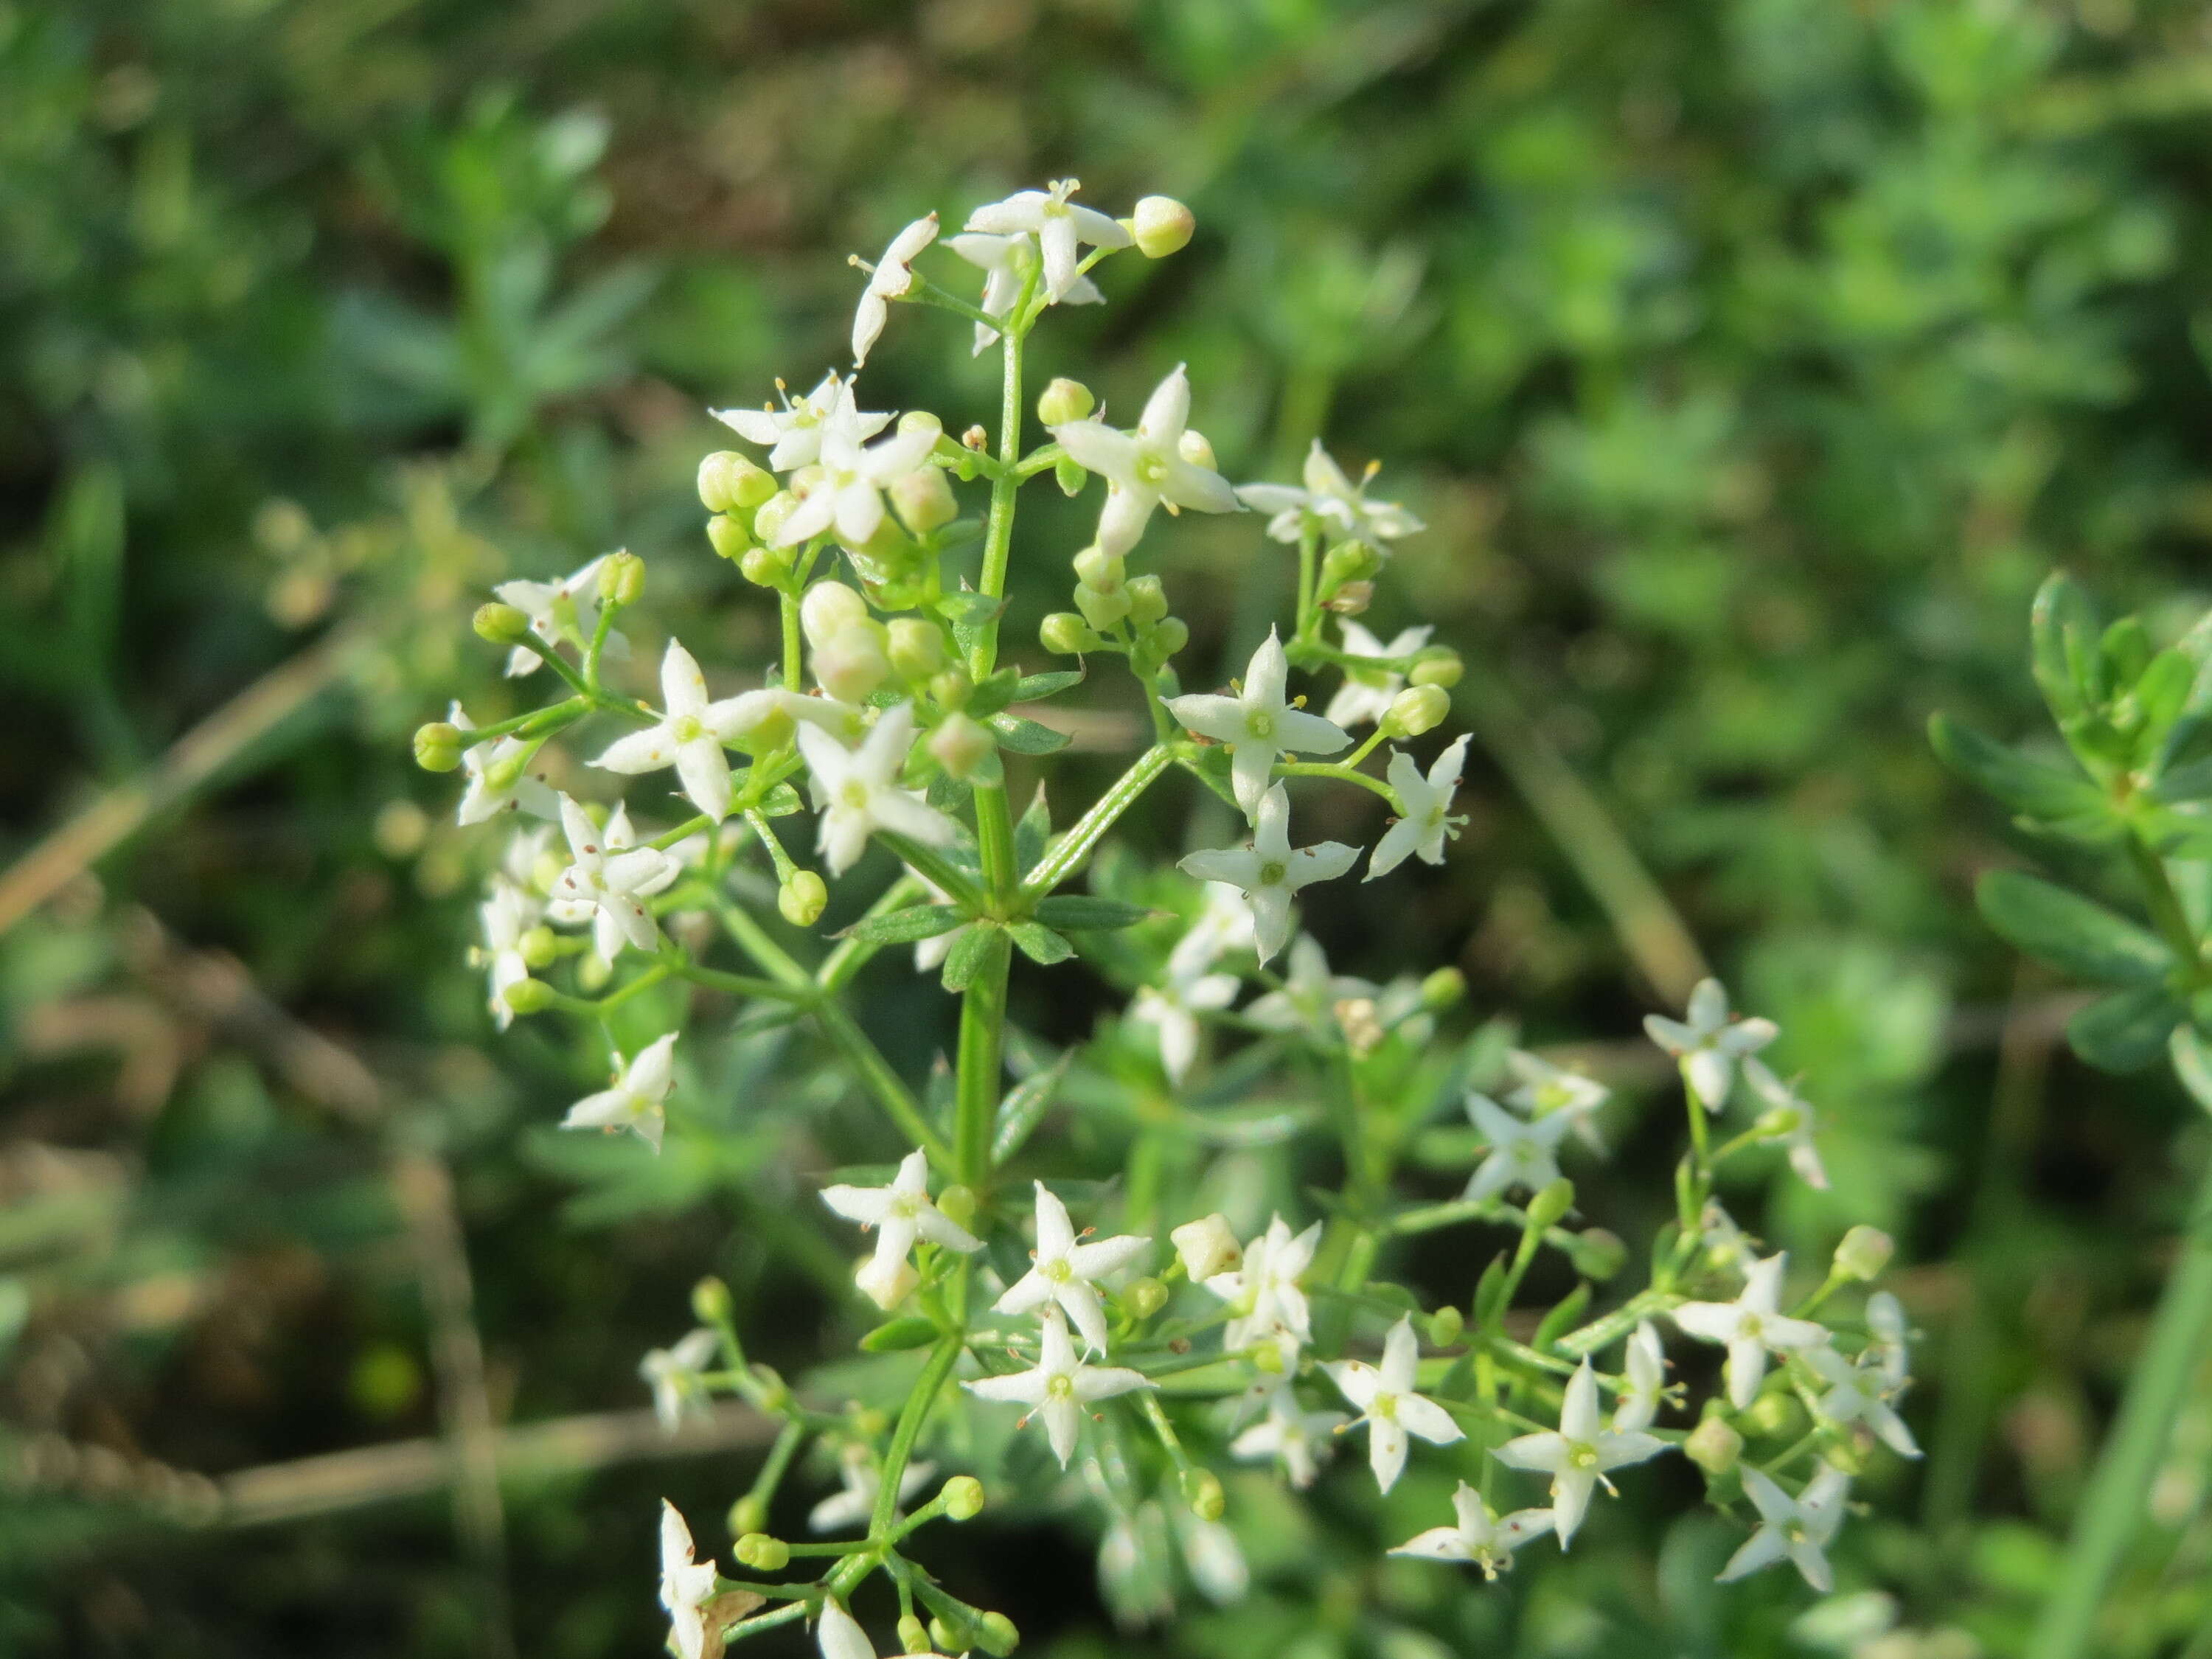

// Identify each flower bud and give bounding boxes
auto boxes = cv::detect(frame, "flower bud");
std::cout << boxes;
[897,1616,931,1655]
[1685,1414,1743,1476]
[1250,1338,1285,1373]
[1526,1178,1576,1232]
[1409,647,1464,689]
[1752,1105,1803,1140]
[1321,540,1381,587]
[691,1277,732,1326]
[936,1184,978,1233]
[1037,376,1096,426]
[1823,1438,1869,1477]
[930,667,973,711]
[975,1613,1020,1656]
[734,1533,789,1572]
[738,543,792,588]
[752,490,800,546]
[1119,1277,1169,1321]
[1176,428,1217,471]
[850,1406,891,1439]
[698,451,756,513]
[1324,580,1373,616]
[1420,966,1466,1012]
[928,712,996,780]
[942,1475,985,1521]
[899,409,945,442]
[413,721,464,772]
[1144,616,1189,660]
[1130,195,1196,258]
[886,618,947,681]
[1125,574,1169,627]
[1181,1467,1226,1522]
[800,580,870,647]
[1041,613,1102,655]
[473,602,531,646]
[1071,545,1125,594]
[598,550,644,608]
[1568,1227,1628,1281]
[1741,1391,1798,1438]
[1172,1214,1241,1281]
[1426,1304,1464,1348]
[518,926,559,970]
[891,465,959,535]
[779,870,828,928]
[1076,582,1133,631]
[1384,684,1451,737]
[706,512,751,561]
[930,1618,968,1653]
[813,623,892,703]
[501,978,554,1017]
[749,1364,790,1413]
[727,1494,768,1537]
[1834,1225,1895,1282]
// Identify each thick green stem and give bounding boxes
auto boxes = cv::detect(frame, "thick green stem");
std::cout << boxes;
[953,931,1012,1190]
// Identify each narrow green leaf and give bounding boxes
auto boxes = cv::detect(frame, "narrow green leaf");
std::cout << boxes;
[1928,714,2108,826]
[2031,571,2098,725]
[836,904,969,945]
[1015,786,1052,876]
[992,1051,1072,1166]
[989,713,1071,755]
[2171,1026,2212,1116]
[1472,1254,1510,1329]
[940,922,1004,992]
[1013,668,1085,702]
[962,667,1025,720]
[1532,1281,1592,1350]
[2067,986,2185,1074]
[860,1316,941,1353]
[1033,895,1157,931]
[1975,869,2174,987]
[1009,922,1074,965]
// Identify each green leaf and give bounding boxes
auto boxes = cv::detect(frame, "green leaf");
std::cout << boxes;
[1532,1281,1592,1349]
[937,589,1004,658]
[1008,922,1074,965]
[1928,714,2110,830]
[836,904,968,945]
[860,1316,941,1353]
[989,713,1071,754]
[1015,787,1051,876]
[992,1051,1072,1166]
[2031,571,2098,726]
[1013,668,1085,702]
[1975,869,2174,987]
[1033,896,1157,931]
[940,923,1006,993]
[2067,986,2185,1074]
[962,667,1025,720]
[2171,1026,2212,1116]
[1472,1253,1510,1329]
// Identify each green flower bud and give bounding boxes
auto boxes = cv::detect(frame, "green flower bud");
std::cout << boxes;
[886,618,947,680]
[942,1475,985,1521]
[1384,684,1451,737]
[1420,965,1465,1012]
[1834,1225,1895,1282]
[1037,376,1096,426]
[697,451,748,513]
[726,1494,768,1538]
[1321,540,1381,586]
[598,550,644,608]
[930,667,974,711]
[1181,1467,1226,1522]
[975,1613,1020,1657]
[1568,1227,1628,1281]
[779,870,828,928]
[473,602,531,646]
[1071,545,1124,593]
[752,491,800,546]
[1176,428,1217,471]
[1741,1391,1798,1439]
[897,1616,931,1655]
[1119,1277,1169,1321]
[1125,574,1169,627]
[928,712,997,781]
[936,1183,978,1231]
[1144,616,1189,660]
[1249,1338,1284,1373]
[413,721,464,773]
[734,1533,789,1572]
[706,513,751,561]
[1076,582,1133,631]
[1041,613,1102,655]
[518,926,559,970]
[1171,1214,1240,1280]
[1130,195,1196,258]
[1823,1438,1869,1477]
[1526,1178,1576,1232]
[850,1405,891,1439]
[1426,1304,1465,1348]
[813,622,892,704]
[930,1618,969,1653]
[898,409,945,442]
[800,580,869,647]
[691,1277,731,1326]
[1685,1414,1743,1476]
[501,978,554,1017]
[891,465,959,535]
[738,543,793,588]
[1409,647,1464,689]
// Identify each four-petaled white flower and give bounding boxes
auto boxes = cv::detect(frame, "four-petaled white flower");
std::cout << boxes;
[1644,976,1778,1112]
[548,795,682,959]
[963,178,1131,303]
[1203,1214,1322,1362]
[1612,1321,1668,1433]
[815,1599,931,1659]
[964,1307,1152,1467]
[1166,883,1256,981]
[1052,364,1240,559]
[562,1031,679,1153]
[1717,1465,1851,1592]
[777,422,939,551]
[794,703,958,876]
[1389,1482,1557,1579]
[807,1445,936,1534]
[1463,1092,1575,1203]
[453,703,558,827]
[494,554,628,678]
[851,212,939,369]
[948,230,1104,354]
[1503,1047,1610,1154]
[658,1500,720,1659]
[1672,1253,1829,1410]
[1228,1384,1346,1489]
[993,1182,1152,1355]
[1807,1345,1920,1458]
[1744,1057,1829,1190]
[1237,439,1426,552]
[1492,1357,1671,1545]
[1245,935,1377,1046]
[1324,621,1433,728]
[1178,784,1357,966]
[1130,970,1239,1083]
[1165,630,1349,821]
[640,1328,718,1433]
[479,876,538,1030]
[820,1148,984,1310]
[1324,1315,1465,1494]
[1368,736,1470,879]
[713,373,889,473]
[591,639,766,821]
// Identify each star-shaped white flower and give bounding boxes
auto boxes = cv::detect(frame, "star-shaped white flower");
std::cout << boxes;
[962,178,1131,302]
[479,876,538,1030]
[658,1500,720,1659]
[993,1182,1152,1355]
[453,703,559,827]
[1165,630,1348,821]
[820,1148,983,1310]
[1806,1345,1920,1458]
[1492,1357,1671,1545]
[493,555,628,678]
[640,1328,718,1433]
[1673,1253,1829,1409]
[815,1599,933,1659]
[1325,1315,1465,1494]
[1245,935,1377,1045]
[1324,621,1433,728]
[1717,1464,1851,1592]
[712,372,889,473]
[1236,439,1426,552]
[793,703,958,877]
[1368,736,1470,880]
[1743,1057,1829,1189]
[1178,784,1357,965]
[590,639,771,822]
[562,1032,678,1153]
[1612,1321,1668,1433]
[947,229,1104,354]
[1643,976,1778,1111]
[1203,1214,1322,1362]
[1052,364,1239,559]
[1166,882,1256,980]
[777,422,939,551]
[1389,1482,1556,1579]
[850,212,938,369]
[1503,1048,1610,1154]
[964,1307,1152,1466]
[1130,970,1239,1082]
[546,795,682,959]
[807,1447,935,1534]
[1463,1092,1574,1203]
[1228,1384,1346,1489]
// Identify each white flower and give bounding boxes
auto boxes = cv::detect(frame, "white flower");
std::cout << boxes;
[820,1149,983,1310]
[590,639,768,822]
[1166,883,1256,980]
[1324,621,1433,728]
[640,1328,718,1433]
[1807,1346,1920,1458]
[1178,785,1357,966]
[1228,1383,1346,1489]
[1743,1057,1829,1189]
[1673,1253,1829,1410]
[1203,1214,1322,1361]
[850,212,938,369]
[1643,976,1778,1111]
[1463,1092,1574,1203]
[713,372,889,473]
[1866,1291,1911,1394]
[1717,1465,1851,1592]
[1130,970,1239,1082]
[1165,630,1349,821]
[1492,1357,1670,1545]
[1503,1048,1610,1155]
[658,1500,720,1659]
[1324,1315,1464,1493]
[562,1032,679,1153]
[547,795,682,959]
[1388,1482,1556,1578]
[947,230,1104,354]
[964,1307,1152,1467]
[494,555,628,678]
[479,876,538,1030]
[453,703,559,827]
[1170,1214,1241,1283]
[1245,935,1377,1046]
[962,178,1130,302]
[807,1445,935,1534]
[1236,439,1425,552]
[993,1182,1152,1355]
[1613,1321,1668,1433]
[1052,364,1239,558]
[1173,1511,1249,1606]
[777,422,939,550]
[1367,736,1470,879]
[793,703,958,877]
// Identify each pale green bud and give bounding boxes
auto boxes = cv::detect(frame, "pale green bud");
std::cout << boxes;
[1037,376,1096,426]
[698,451,759,513]
[1426,1304,1464,1348]
[930,667,974,711]
[738,543,790,588]
[942,1475,985,1521]
[1834,1225,1895,1282]
[413,721,464,773]
[1170,1214,1240,1281]
[1041,612,1102,655]
[886,618,947,680]
[1409,647,1464,689]
[779,870,828,928]
[936,1184,978,1232]
[691,1277,731,1325]
[473,602,530,646]
[1126,574,1169,627]
[1321,541,1381,588]
[519,926,559,970]
[501,978,554,1017]
[1249,1339,1284,1374]
[1181,1467,1226,1522]
[1071,545,1124,593]
[800,580,869,648]
[752,490,800,546]
[975,1613,1020,1657]
[734,1533,789,1572]
[1130,195,1196,258]
[706,512,751,561]
[598,550,644,608]
[1176,428,1217,471]
[1420,965,1465,1011]
[1741,1392,1798,1438]
[897,1617,931,1655]
[813,622,891,703]
[1568,1227,1628,1281]
[1119,1277,1169,1321]
[891,465,959,535]
[928,712,996,780]
[898,409,945,441]
[1385,684,1451,737]
[1076,582,1133,630]
[1526,1178,1576,1231]
[1685,1415,1743,1476]
[727,1494,768,1537]
[1144,615,1189,659]
[930,1618,967,1653]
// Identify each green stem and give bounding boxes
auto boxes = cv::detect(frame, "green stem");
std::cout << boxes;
[969,268,1034,678]
[1273,759,1398,804]
[953,931,1013,1190]
[1019,743,1175,900]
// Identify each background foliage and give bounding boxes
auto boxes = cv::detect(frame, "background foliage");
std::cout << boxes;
[4,0,2212,1655]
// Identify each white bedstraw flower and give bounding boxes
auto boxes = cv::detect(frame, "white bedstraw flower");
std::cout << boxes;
[1052,364,1239,558]
[1718,1465,1851,1592]
[817,1600,928,1659]
[1325,1315,1464,1494]
[548,795,681,959]
[850,212,938,369]
[713,372,889,473]
[1166,883,1256,980]
[1643,976,1778,1111]
[589,640,761,821]
[821,1149,982,1310]
[640,1328,718,1433]
[479,877,537,1029]
[948,230,1104,354]
[1229,1384,1346,1489]
[807,1446,935,1534]
[794,703,957,876]
[1368,736,1470,879]
[1165,630,1349,821]
[1236,439,1426,551]
[1613,1322,1667,1433]
[1389,1482,1556,1578]
[1178,785,1357,966]
[776,422,938,550]
[1673,1253,1829,1410]
[1204,1214,1323,1361]
[963,178,1131,302]
[658,1500,720,1659]
[1464,1092,1574,1203]
[453,703,558,826]
[1808,1346,1920,1457]
[1324,621,1433,728]
[1129,970,1239,1082]
[1492,1358,1670,1545]
[1245,936,1377,1046]
[494,554,627,678]
[1504,1048,1610,1154]
[562,1032,678,1153]
[964,1307,1152,1467]
[1170,1214,1241,1283]
[1744,1057,1829,1189]
[994,1183,1152,1355]
[1866,1291,1912,1394]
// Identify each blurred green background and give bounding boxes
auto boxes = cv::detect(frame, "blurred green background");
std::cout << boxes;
[5,0,2212,1654]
